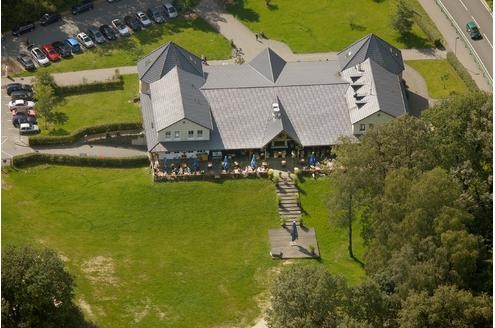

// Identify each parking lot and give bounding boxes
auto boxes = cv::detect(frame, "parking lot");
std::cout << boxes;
[2,0,173,58]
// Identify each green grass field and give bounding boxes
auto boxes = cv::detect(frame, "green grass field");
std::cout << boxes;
[2,167,368,326]
[40,74,141,136]
[14,17,230,76]
[298,178,366,285]
[228,0,433,53]
[406,59,469,99]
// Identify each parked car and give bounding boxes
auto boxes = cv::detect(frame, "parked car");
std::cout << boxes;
[64,37,82,53]
[72,0,94,15]
[6,83,32,96]
[16,54,36,71]
[136,11,152,27]
[12,22,35,36]
[76,32,95,48]
[112,19,130,37]
[19,122,40,135]
[41,44,61,61]
[40,12,62,26]
[11,90,34,101]
[466,21,482,40]
[29,46,50,66]
[12,112,37,128]
[12,108,36,118]
[99,24,117,40]
[147,7,165,24]
[52,41,72,58]
[124,15,142,32]
[87,27,106,44]
[163,3,178,18]
[8,99,35,110]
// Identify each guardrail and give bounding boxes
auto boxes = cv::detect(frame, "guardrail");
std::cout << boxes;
[435,0,492,86]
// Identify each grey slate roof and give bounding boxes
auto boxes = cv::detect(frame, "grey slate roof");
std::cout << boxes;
[261,97,300,146]
[370,59,408,117]
[249,48,287,83]
[150,66,212,131]
[337,34,404,75]
[137,42,203,84]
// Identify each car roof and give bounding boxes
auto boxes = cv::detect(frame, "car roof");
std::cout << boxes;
[65,37,78,43]
[467,21,477,28]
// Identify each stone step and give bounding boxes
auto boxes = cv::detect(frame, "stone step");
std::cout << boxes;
[279,211,302,216]
[279,201,299,207]
[276,184,297,190]
[279,204,300,210]
[276,189,298,194]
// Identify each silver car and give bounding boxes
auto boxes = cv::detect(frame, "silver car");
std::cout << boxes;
[112,19,130,37]
[136,11,152,27]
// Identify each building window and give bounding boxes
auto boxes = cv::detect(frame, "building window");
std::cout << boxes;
[188,130,194,138]
[165,131,171,139]
[359,124,366,132]
[197,130,203,138]
[174,131,180,138]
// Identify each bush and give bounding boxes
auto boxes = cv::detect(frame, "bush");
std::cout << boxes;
[272,175,280,184]
[294,167,301,176]
[11,153,149,169]
[446,52,479,91]
[28,122,142,146]
[267,169,274,177]
[54,76,124,96]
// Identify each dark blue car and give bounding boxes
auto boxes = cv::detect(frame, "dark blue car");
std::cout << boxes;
[64,37,82,53]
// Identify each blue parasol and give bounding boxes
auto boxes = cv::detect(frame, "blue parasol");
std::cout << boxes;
[250,154,257,169]
[193,158,200,171]
[222,155,229,170]
[308,152,317,166]
[162,158,169,170]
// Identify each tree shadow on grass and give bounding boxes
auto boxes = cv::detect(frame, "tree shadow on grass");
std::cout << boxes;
[227,0,260,22]
[267,3,279,11]
[397,31,432,49]
[51,112,69,126]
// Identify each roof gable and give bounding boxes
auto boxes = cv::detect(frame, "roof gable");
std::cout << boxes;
[249,48,287,83]
[137,42,203,83]
[261,97,300,146]
[337,34,404,75]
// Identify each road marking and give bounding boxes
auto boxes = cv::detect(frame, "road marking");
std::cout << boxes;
[1,136,8,145]
[458,0,468,10]
[479,0,493,15]
[471,16,481,28]
[484,34,493,47]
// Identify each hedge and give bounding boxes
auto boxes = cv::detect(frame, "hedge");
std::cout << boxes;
[12,152,149,169]
[54,75,124,96]
[28,122,143,146]
[446,52,479,92]
[407,0,445,49]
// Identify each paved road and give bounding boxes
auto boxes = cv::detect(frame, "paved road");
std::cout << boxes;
[438,0,493,82]
[1,0,168,57]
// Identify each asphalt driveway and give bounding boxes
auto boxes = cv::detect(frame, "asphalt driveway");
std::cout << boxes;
[2,0,170,58]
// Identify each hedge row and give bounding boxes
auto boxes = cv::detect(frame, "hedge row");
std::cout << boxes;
[28,122,143,146]
[446,52,479,91]
[12,152,149,169]
[54,76,124,96]
[407,0,445,49]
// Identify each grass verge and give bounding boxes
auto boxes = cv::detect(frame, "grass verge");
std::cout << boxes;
[39,74,141,136]
[406,59,469,98]
[228,0,433,53]
[13,17,231,76]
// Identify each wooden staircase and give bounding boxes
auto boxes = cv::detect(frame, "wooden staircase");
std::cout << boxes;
[276,177,301,226]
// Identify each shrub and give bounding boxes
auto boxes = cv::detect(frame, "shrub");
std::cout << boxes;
[267,169,274,177]
[11,153,149,169]
[272,175,280,184]
[28,122,142,146]
[294,167,301,176]
[446,52,479,91]
[54,76,124,96]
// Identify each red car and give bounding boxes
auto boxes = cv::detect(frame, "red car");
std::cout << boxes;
[41,44,61,61]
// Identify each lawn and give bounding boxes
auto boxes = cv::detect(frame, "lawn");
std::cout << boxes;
[228,0,433,53]
[14,17,231,76]
[406,59,469,98]
[2,166,279,328]
[40,74,141,136]
[298,177,366,285]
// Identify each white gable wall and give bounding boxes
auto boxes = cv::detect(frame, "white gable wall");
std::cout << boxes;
[158,119,210,142]
[353,111,393,134]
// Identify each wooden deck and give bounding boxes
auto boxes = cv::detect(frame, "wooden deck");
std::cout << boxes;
[268,227,320,259]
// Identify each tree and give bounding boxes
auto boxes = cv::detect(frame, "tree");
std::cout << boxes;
[33,70,57,90]
[399,285,492,328]
[33,83,56,129]
[392,0,414,35]
[267,265,347,328]
[2,245,74,327]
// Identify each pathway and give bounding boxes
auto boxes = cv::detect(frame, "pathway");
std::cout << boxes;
[276,177,301,226]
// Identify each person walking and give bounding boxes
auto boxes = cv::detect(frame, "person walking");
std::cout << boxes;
[290,220,298,246]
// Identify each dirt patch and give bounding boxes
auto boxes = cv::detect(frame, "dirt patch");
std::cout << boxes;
[78,299,95,320]
[1,178,12,191]
[128,298,170,323]
[81,256,118,286]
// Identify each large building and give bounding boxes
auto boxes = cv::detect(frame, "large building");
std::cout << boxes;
[138,34,408,159]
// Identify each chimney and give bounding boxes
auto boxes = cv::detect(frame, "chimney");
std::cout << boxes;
[272,102,281,119]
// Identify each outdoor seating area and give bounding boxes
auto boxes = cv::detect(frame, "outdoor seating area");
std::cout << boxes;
[151,149,336,182]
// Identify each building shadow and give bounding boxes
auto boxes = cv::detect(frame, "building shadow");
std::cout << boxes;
[407,90,429,117]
